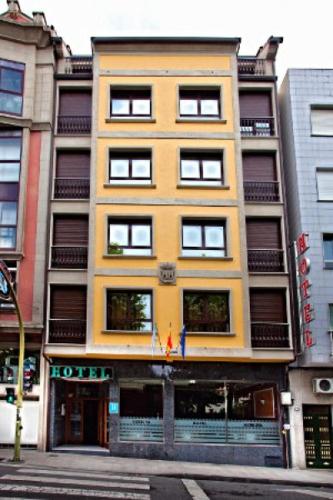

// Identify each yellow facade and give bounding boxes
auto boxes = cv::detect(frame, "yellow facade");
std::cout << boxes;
[91,49,247,360]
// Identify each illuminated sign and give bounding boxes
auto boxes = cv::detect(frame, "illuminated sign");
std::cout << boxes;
[296,233,315,348]
[50,365,113,380]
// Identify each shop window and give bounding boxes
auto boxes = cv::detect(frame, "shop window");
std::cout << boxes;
[109,150,152,185]
[106,290,152,332]
[0,130,21,249]
[182,219,226,258]
[119,383,163,442]
[179,88,221,118]
[174,382,279,445]
[0,349,39,385]
[110,87,151,118]
[0,259,17,310]
[108,218,152,256]
[180,150,224,186]
[183,291,230,333]
[0,59,24,115]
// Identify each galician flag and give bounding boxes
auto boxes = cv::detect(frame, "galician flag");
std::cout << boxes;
[151,323,158,357]
[180,324,187,358]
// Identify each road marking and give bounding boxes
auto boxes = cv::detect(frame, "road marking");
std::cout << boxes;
[17,467,149,482]
[281,489,333,499]
[0,484,150,499]
[3,474,150,490]
[182,479,210,500]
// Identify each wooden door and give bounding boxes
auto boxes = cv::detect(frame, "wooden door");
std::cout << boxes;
[303,405,333,468]
[66,399,83,444]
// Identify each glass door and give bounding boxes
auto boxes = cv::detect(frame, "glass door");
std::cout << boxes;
[66,399,83,444]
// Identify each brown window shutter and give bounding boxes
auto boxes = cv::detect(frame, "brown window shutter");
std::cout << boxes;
[50,285,87,319]
[242,153,276,182]
[250,289,286,323]
[53,215,89,245]
[246,218,281,249]
[58,90,92,116]
[239,92,272,117]
[56,151,90,178]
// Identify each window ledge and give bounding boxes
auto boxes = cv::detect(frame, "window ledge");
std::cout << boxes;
[104,183,156,189]
[49,268,88,272]
[178,256,233,261]
[318,199,333,202]
[177,184,230,190]
[102,330,152,336]
[176,118,226,124]
[106,117,156,123]
[51,198,90,202]
[186,331,235,337]
[103,254,157,259]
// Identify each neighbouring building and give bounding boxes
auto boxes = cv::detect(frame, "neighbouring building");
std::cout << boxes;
[41,34,295,466]
[0,0,65,447]
[280,69,333,469]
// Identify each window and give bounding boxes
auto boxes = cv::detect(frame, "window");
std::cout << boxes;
[110,88,151,118]
[106,290,152,331]
[183,291,230,332]
[311,107,333,136]
[109,150,151,185]
[108,218,152,256]
[0,130,21,249]
[0,59,24,115]
[323,234,333,268]
[182,219,225,257]
[179,88,220,118]
[317,169,333,201]
[180,150,223,186]
[0,260,17,310]
[329,304,333,331]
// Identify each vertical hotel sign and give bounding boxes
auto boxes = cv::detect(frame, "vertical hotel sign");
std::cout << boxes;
[296,233,315,348]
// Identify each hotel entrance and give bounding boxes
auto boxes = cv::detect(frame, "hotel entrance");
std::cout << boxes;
[65,382,109,447]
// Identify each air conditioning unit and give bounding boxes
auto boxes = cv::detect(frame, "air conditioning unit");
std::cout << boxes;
[313,378,333,394]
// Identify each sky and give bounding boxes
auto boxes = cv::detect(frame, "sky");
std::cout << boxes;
[8,0,333,84]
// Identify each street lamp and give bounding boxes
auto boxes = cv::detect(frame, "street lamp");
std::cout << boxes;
[0,260,24,462]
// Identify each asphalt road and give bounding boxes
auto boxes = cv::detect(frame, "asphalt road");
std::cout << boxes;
[0,463,333,499]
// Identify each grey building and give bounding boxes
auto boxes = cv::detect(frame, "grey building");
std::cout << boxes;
[280,69,333,469]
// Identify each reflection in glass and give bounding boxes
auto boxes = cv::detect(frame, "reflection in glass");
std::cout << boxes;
[180,99,198,115]
[132,159,150,178]
[132,99,150,115]
[109,224,128,246]
[2,69,22,93]
[202,160,221,179]
[201,99,219,116]
[183,225,202,248]
[181,160,200,179]
[110,159,129,178]
[112,99,130,115]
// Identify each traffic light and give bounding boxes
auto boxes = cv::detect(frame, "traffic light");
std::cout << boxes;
[5,387,16,404]
[23,368,34,392]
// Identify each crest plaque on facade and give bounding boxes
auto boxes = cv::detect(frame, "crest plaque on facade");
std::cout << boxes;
[159,263,176,285]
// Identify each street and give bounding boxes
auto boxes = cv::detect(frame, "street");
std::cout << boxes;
[0,463,333,499]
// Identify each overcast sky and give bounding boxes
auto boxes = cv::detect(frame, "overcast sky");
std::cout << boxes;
[12,0,333,84]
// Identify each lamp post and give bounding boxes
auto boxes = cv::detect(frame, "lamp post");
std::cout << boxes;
[0,260,24,462]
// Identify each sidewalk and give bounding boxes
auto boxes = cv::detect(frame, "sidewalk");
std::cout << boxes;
[0,448,332,488]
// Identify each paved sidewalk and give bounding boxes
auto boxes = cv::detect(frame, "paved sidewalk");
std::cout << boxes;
[0,449,332,488]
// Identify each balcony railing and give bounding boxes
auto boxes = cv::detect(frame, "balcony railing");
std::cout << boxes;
[54,178,90,199]
[251,322,290,348]
[57,115,91,134]
[51,246,88,269]
[244,181,280,202]
[238,57,266,76]
[240,118,275,137]
[248,249,284,272]
[65,56,93,74]
[49,319,86,344]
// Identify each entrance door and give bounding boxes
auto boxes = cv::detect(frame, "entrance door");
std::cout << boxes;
[303,405,333,468]
[66,399,83,444]
[83,399,99,444]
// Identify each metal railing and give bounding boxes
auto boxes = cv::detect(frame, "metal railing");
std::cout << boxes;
[238,57,266,76]
[248,249,284,272]
[51,246,88,269]
[244,181,280,202]
[54,178,90,199]
[251,322,290,348]
[48,319,86,344]
[65,56,93,74]
[57,115,91,134]
[240,117,275,136]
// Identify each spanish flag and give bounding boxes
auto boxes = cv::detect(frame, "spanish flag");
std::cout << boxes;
[166,330,173,360]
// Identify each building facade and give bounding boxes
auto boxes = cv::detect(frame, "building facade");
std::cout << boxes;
[41,35,294,466]
[280,69,333,469]
[0,0,62,446]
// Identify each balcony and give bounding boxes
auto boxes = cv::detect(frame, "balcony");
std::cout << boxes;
[65,56,93,75]
[240,118,275,137]
[248,249,284,273]
[51,246,88,269]
[251,322,290,348]
[238,57,266,75]
[54,178,90,199]
[49,319,86,344]
[57,116,91,134]
[244,181,280,202]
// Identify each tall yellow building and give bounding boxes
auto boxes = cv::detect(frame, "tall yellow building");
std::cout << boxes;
[43,36,293,465]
